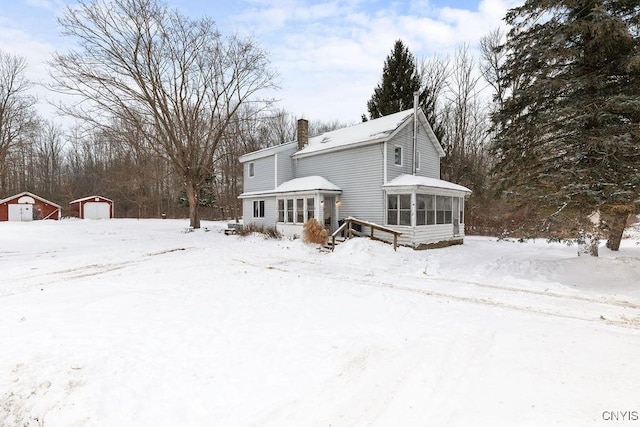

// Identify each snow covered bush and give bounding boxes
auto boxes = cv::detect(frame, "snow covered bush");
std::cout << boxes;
[303,218,328,245]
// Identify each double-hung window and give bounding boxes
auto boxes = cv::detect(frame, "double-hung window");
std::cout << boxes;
[286,199,294,223]
[306,198,315,220]
[394,146,403,166]
[387,194,411,226]
[296,199,304,223]
[253,200,265,218]
[436,196,452,224]
[248,162,255,177]
[416,194,435,225]
[277,199,285,222]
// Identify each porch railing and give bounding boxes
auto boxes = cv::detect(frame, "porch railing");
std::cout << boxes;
[330,216,402,251]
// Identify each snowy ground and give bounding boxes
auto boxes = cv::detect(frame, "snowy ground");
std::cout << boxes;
[1,218,640,426]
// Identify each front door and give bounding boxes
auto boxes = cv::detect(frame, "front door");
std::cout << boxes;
[323,196,335,232]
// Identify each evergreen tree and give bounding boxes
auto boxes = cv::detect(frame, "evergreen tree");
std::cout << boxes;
[491,0,640,255]
[367,40,422,119]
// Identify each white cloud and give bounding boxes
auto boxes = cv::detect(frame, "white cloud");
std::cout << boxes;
[224,0,521,122]
[0,0,522,124]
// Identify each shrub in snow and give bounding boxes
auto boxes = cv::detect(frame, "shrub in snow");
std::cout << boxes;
[237,223,281,239]
[303,218,328,245]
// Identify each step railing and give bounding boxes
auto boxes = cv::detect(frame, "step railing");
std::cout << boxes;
[330,216,402,251]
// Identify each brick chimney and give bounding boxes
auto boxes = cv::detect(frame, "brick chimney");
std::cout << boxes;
[297,118,308,150]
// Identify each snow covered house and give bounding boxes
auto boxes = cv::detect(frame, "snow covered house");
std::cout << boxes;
[0,191,61,222]
[238,107,471,248]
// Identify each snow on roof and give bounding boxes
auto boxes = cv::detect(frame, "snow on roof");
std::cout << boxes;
[69,195,114,204]
[275,176,341,193]
[294,109,414,157]
[383,174,472,193]
[0,191,62,207]
[238,141,298,163]
[239,176,341,198]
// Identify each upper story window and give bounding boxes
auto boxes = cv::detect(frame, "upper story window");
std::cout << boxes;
[416,151,421,170]
[248,162,255,177]
[394,146,402,166]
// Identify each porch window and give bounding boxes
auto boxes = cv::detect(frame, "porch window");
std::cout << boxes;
[436,196,452,224]
[277,199,284,222]
[416,194,435,225]
[387,194,411,226]
[286,199,294,223]
[253,200,265,218]
[307,198,315,220]
[459,197,464,223]
[296,198,304,223]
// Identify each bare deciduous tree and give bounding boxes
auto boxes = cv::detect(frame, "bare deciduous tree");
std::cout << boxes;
[0,50,37,194]
[49,0,277,227]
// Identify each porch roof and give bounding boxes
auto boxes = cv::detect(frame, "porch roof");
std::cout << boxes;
[382,174,472,194]
[239,176,342,198]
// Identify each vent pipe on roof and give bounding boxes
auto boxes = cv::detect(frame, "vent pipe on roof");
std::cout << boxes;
[412,91,419,175]
[297,119,309,150]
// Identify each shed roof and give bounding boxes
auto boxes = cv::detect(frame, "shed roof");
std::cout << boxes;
[69,195,114,204]
[0,191,62,208]
[382,174,472,194]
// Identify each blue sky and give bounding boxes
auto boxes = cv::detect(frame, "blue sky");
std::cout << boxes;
[0,0,521,123]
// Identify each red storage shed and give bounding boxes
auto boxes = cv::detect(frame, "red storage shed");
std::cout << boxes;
[0,192,61,221]
[69,196,114,219]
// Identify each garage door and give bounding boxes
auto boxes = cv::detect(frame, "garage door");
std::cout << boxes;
[8,204,33,221]
[84,202,110,219]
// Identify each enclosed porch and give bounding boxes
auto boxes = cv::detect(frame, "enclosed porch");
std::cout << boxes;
[382,174,472,248]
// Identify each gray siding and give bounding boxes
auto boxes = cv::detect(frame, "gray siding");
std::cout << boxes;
[242,196,278,227]
[244,155,276,193]
[417,126,440,178]
[276,146,297,186]
[387,123,414,182]
[377,224,465,247]
[295,143,385,224]
[387,117,440,181]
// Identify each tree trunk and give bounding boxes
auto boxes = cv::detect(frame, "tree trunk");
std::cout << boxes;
[186,179,200,229]
[604,211,629,251]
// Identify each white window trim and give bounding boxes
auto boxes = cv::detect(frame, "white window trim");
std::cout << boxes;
[253,200,265,218]
[277,195,317,224]
[386,193,412,226]
[248,162,255,178]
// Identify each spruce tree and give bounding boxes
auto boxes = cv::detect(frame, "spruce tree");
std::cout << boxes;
[367,40,422,119]
[491,0,640,255]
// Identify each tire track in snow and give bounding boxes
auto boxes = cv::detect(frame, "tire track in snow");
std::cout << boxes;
[424,275,640,310]
[241,257,640,330]
[1,248,190,297]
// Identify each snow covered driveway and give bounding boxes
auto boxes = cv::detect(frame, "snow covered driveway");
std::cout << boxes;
[1,219,639,426]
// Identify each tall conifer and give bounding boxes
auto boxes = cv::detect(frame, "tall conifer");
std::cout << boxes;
[367,40,421,119]
[491,0,640,254]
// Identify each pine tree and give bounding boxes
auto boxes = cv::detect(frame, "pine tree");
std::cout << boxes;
[367,40,422,119]
[491,0,640,255]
